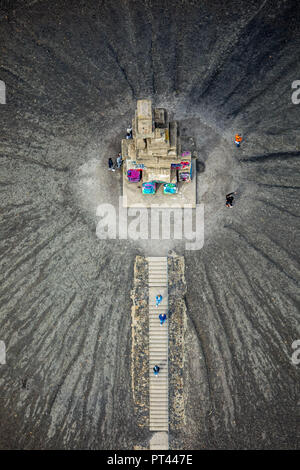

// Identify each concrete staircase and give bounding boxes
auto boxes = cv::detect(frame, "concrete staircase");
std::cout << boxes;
[148,257,169,447]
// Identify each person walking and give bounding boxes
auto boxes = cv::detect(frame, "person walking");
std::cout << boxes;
[226,191,237,208]
[234,133,242,147]
[156,294,163,307]
[116,152,123,168]
[108,157,115,171]
[153,365,160,376]
[126,127,132,139]
[159,313,167,325]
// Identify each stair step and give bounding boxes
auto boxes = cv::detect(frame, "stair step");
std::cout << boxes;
[149,311,168,314]
[149,275,167,278]
[149,265,167,268]
[149,269,168,272]
[150,397,169,401]
[149,326,168,330]
[149,272,168,275]
[149,348,168,351]
[149,351,168,355]
[150,386,168,390]
[149,336,168,340]
[149,280,168,283]
[149,284,168,287]
[149,264,168,267]
[150,362,168,365]
[149,270,167,273]
[150,402,168,405]
[149,272,167,275]
[149,309,168,312]
[150,422,168,426]
[149,360,168,362]
[149,271,167,274]
[149,273,168,276]
[149,330,168,334]
[150,377,168,380]
[150,403,168,407]
[149,266,168,269]
[150,345,168,350]
[149,327,168,331]
[149,307,168,310]
[150,428,168,432]
[150,423,168,426]
[150,382,168,386]
[149,304,168,307]
[150,380,168,384]
[149,333,168,346]
[150,429,168,432]
[149,360,168,363]
[149,337,168,340]
[150,407,168,410]
[150,411,169,415]
[150,385,168,389]
[150,417,168,421]
[150,372,168,376]
[150,426,168,430]
[149,325,168,328]
[149,331,168,334]
[149,417,169,421]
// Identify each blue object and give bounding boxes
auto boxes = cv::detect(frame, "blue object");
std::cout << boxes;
[142,182,157,194]
[163,183,177,194]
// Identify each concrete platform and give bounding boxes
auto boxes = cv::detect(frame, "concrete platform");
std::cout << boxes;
[122,159,196,208]
[150,432,169,450]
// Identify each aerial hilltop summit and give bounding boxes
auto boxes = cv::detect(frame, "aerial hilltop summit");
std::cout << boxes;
[121,100,195,207]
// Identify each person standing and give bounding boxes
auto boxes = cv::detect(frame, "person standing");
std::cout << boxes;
[156,294,163,307]
[126,127,132,139]
[226,191,237,207]
[159,313,167,325]
[234,134,242,147]
[153,365,160,376]
[116,152,123,168]
[108,157,115,171]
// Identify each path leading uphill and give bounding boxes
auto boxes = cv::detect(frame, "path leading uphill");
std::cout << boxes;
[148,257,169,450]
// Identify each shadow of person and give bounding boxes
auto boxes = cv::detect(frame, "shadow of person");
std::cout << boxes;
[196,160,205,173]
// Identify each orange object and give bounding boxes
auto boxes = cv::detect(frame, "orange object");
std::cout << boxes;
[235,134,242,142]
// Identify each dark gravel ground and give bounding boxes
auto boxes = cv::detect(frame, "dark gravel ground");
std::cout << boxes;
[0,0,299,449]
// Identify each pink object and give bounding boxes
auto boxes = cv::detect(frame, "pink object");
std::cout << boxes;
[127,169,141,182]
[181,151,191,157]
